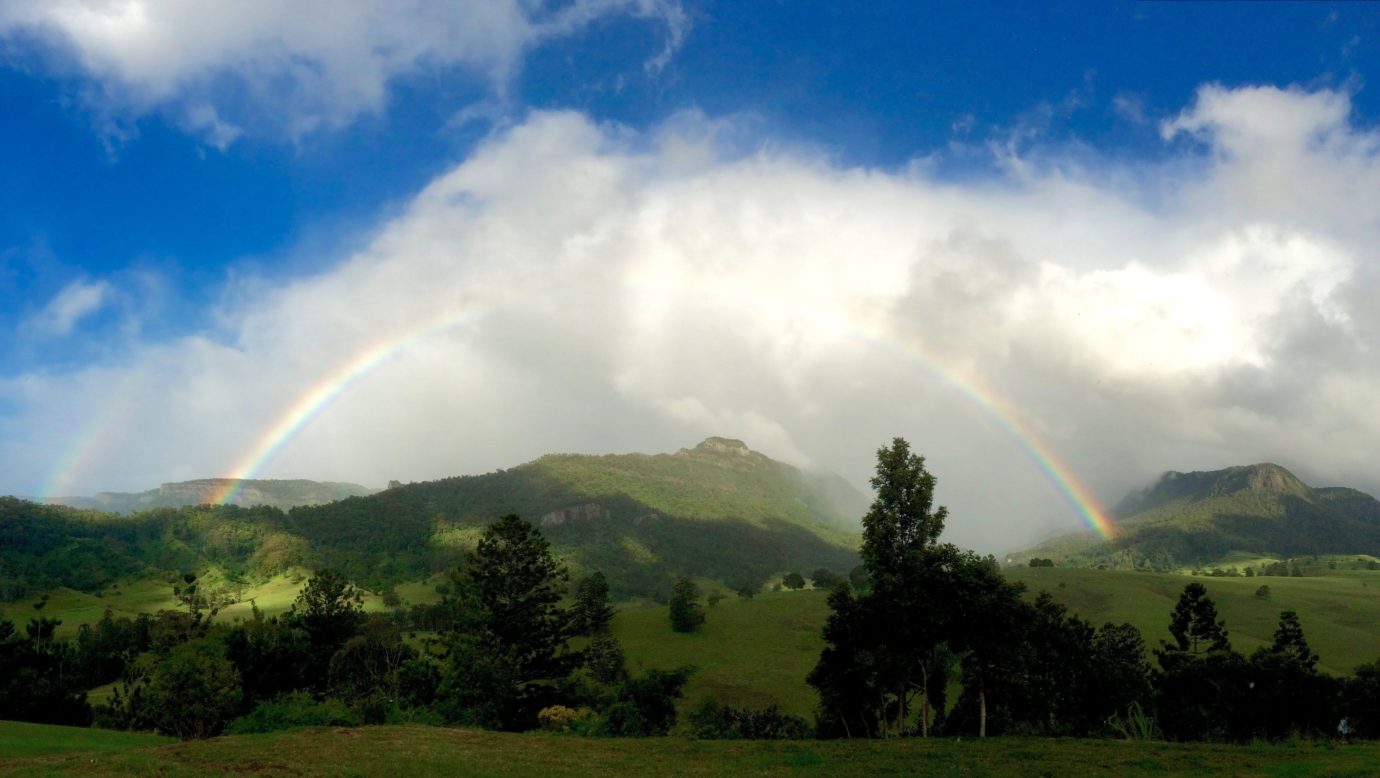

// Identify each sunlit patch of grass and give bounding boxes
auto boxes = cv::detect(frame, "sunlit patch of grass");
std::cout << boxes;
[613,589,830,720]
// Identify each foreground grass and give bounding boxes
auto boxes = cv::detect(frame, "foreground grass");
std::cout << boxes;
[0,720,169,759]
[3,722,1378,777]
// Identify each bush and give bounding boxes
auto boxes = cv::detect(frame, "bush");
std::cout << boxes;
[688,700,811,740]
[782,573,806,590]
[596,667,694,736]
[810,569,844,589]
[228,691,362,734]
[537,704,594,732]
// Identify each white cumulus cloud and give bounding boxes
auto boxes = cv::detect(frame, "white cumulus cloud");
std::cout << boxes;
[0,0,687,142]
[4,85,1380,554]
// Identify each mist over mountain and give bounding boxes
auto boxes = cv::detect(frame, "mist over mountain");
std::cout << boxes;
[1012,463,1380,569]
[45,479,376,513]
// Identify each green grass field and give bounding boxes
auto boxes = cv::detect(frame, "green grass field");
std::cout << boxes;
[612,590,831,718]
[3,721,1379,777]
[0,720,169,760]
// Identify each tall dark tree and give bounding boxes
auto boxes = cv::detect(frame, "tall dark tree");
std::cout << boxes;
[1243,611,1337,741]
[946,553,1029,738]
[1269,610,1317,670]
[668,578,706,633]
[811,439,955,738]
[1155,584,1245,742]
[287,569,364,690]
[1163,582,1231,656]
[436,514,578,730]
[1344,659,1380,739]
[860,438,947,589]
[290,569,364,653]
[0,616,91,726]
[572,572,616,636]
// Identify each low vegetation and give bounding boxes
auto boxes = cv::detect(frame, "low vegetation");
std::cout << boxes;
[5,722,1380,776]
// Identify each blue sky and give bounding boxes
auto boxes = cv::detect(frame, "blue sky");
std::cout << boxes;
[3,1,1380,551]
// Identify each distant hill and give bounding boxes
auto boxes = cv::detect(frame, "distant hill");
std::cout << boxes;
[47,479,376,513]
[286,437,864,594]
[1011,463,1380,569]
[2,439,863,598]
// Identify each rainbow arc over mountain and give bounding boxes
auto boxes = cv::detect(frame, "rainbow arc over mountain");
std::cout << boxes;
[43,291,1116,541]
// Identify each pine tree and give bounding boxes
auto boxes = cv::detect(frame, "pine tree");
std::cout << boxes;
[668,578,705,633]
[1269,610,1317,670]
[1163,582,1231,655]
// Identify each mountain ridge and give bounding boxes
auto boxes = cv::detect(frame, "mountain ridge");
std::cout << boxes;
[1013,462,1380,569]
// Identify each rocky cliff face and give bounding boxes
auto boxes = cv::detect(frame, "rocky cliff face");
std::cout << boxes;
[539,502,611,526]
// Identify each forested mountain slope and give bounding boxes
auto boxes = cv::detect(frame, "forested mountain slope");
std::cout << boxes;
[2,439,862,598]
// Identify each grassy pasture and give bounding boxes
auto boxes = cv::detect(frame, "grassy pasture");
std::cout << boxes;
[612,589,831,718]
[3,721,1379,777]
[1009,564,1380,675]
[0,720,168,760]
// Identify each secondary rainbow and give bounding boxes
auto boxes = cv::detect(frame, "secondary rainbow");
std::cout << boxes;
[207,307,480,507]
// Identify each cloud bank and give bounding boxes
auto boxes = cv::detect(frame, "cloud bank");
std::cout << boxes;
[0,0,687,144]
[3,84,1379,553]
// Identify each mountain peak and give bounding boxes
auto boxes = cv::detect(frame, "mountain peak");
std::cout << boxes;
[691,437,754,456]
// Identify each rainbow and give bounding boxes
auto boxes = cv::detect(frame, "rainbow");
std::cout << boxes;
[206,306,481,506]
[38,382,140,502]
[38,282,1115,540]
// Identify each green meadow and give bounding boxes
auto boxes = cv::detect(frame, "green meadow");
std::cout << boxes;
[613,589,831,718]
[1008,561,1380,676]
[3,721,1380,777]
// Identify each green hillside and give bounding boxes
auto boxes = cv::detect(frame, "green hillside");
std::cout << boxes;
[1014,463,1380,570]
[1008,563,1380,676]
[277,437,862,595]
[1,439,862,599]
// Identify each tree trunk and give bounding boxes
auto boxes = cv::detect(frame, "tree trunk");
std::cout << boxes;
[920,664,930,738]
[979,685,987,738]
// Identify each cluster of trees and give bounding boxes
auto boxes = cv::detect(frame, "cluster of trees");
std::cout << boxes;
[0,515,695,740]
[807,438,1380,742]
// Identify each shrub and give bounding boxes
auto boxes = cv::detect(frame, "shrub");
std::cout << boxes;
[538,704,590,732]
[228,691,361,734]
[688,700,811,740]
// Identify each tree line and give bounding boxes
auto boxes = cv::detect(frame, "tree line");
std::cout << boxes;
[1,514,701,739]
[806,438,1380,741]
